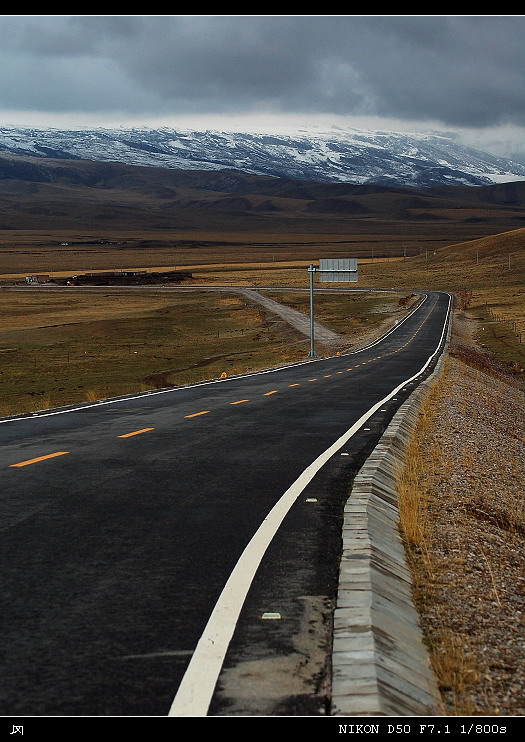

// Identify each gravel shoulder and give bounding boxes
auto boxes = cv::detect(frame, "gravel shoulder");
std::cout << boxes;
[405,311,525,715]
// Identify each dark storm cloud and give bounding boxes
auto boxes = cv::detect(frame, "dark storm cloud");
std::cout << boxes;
[0,15,524,128]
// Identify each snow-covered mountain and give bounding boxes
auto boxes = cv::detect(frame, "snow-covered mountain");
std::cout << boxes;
[1,124,524,188]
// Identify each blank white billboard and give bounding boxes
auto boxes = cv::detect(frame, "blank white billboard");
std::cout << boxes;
[319,258,358,282]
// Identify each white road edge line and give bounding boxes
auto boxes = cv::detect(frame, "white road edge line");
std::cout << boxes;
[168,293,450,717]
[0,294,428,425]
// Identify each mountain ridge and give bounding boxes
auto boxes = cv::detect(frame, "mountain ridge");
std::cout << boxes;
[1,124,525,189]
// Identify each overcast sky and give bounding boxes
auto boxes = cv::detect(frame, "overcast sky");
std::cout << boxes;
[1,15,525,162]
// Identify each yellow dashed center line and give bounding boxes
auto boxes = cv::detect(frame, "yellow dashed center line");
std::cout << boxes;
[10,451,69,468]
[10,333,426,464]
[118,428,155,438]
[8,329,430,468]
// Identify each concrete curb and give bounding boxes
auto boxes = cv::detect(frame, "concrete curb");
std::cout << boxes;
[331,323,451,716]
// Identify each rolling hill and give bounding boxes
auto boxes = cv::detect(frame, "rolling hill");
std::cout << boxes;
[1,152,525,240]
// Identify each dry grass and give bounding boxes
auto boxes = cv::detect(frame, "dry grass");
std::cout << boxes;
[356,230,525,374]
[0,228,414,278]
[429,631,482,715]
[1,224,523,372]
[0,284,406,417]
[0,289,311,416]
[397,322,525,715]
[396,359,486,714]
[265,289,417,338]
[466,288,525,369]
[397,362,447,582]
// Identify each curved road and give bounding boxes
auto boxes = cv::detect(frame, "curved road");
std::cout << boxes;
[0,290,450,717]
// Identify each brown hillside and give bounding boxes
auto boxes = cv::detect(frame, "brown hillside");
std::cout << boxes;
[1,153,525,244]
[432,227,525,261]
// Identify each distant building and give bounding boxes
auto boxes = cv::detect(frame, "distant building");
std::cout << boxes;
[63,270,192,286]
[25,275,51,284]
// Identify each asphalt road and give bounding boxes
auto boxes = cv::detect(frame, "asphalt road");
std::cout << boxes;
[0,290,450,717]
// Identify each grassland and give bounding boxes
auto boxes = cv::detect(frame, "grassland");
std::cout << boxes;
[1,224,524,417]
[0,285,412,417]
[264,288,417,337]
[0,228,451,280]
[0,289,303,416]
[188,226,525,370]
[357,229,525,371]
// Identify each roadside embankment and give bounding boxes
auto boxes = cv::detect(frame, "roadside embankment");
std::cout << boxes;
[331,313,449,716]
[334,305,525,716]
[399,341,525,715]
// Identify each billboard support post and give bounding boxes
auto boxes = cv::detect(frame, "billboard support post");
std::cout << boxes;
[308,264,316,358]
[307,259,358,360]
